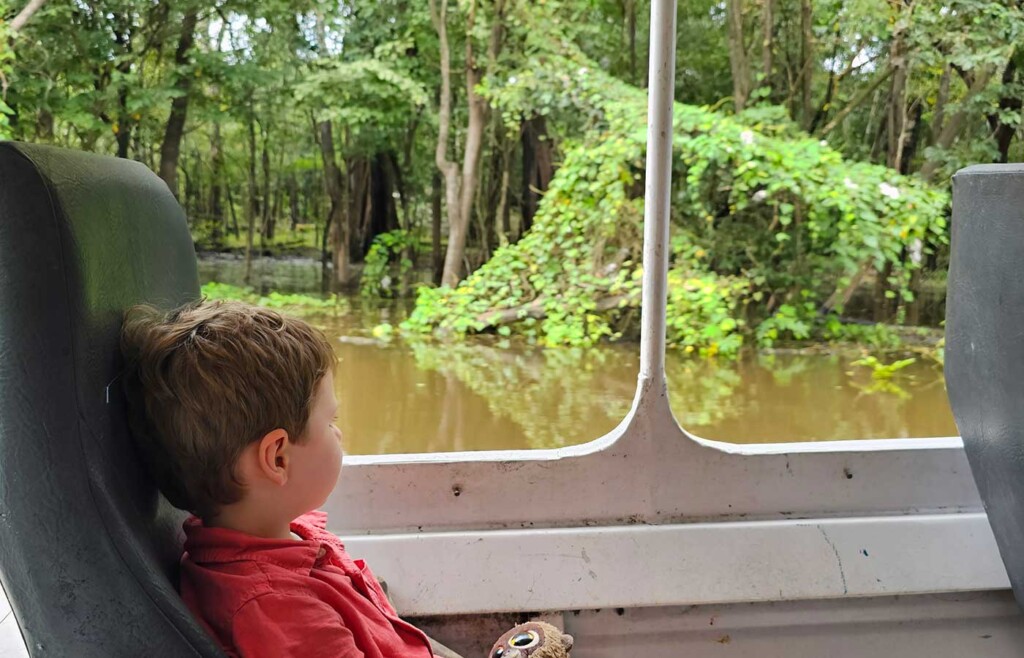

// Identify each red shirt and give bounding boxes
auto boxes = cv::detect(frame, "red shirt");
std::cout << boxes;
[180,511,435,658]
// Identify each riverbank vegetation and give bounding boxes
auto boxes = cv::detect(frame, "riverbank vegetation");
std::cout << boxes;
[3,0,1021,358]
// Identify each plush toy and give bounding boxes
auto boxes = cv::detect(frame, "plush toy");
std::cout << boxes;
[488,621,574,658]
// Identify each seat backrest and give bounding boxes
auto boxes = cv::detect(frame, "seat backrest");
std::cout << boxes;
[0,142,222,656]
[945,163,1024,608]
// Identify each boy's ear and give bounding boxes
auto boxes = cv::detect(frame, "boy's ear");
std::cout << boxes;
[256,428,291,486]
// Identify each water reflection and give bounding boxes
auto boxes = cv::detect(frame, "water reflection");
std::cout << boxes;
[197,257,957,454]
[328,325,954,454]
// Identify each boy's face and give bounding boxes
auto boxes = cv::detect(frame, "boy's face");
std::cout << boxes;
[290,371,344,511]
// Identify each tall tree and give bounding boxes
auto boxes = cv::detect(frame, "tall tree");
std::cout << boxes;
[158,7,199,195]
[431,0,507,287]
[726,0,752,112]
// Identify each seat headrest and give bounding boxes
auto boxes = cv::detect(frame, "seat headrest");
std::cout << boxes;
[946,163,1024,610]
[0,142,221,656]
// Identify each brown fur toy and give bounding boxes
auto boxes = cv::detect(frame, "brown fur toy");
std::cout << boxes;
[488,621,573,658]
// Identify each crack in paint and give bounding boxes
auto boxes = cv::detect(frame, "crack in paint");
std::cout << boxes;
[817,526,848,595]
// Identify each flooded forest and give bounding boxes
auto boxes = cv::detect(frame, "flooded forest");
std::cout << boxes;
[3,0,1022,451]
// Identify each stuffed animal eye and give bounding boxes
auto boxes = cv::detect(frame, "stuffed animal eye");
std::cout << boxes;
[492,649,504,658]
[510,630,540,648]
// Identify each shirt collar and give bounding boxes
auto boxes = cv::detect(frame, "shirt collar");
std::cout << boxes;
[183,511,337,575]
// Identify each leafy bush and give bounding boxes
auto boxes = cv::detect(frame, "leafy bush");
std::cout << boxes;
[405,32,949,356]
[360,230,414,298]
[200,281,344,316]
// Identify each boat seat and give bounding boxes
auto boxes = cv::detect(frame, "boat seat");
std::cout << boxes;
[0,142,223,656]
[946,163,1024,609]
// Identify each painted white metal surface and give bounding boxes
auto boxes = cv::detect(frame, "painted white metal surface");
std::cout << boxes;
[326,390,980,533]
[349,514,1007,617]
[323,0,979,540]
[638,0,677,381]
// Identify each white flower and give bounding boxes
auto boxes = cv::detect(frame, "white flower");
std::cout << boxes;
[740,130,755,146]
[752,190,768,202]
[819,140,828,147]
[508,75,518,85]
[843,177,858,191]
[578,67,589,76]
[878,182,901,199]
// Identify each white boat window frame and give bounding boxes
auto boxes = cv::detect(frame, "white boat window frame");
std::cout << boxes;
[323,0,994,618]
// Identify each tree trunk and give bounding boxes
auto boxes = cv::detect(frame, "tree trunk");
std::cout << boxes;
[430,0,464,287]
[931,64,952,145]
[873,262,895,323]
[818,66,894,137]
[520,115,554,235]
[726,0,752,112]
[886,1,911,171]
[625,0,638,85]
[9,0,47,33]
[261,136,271,242]
[244,109,258,285]
[226,175,240,238]
[157,8,199,196]
[210,123,224,242]
[319,120,352,287]
[386,151,411,232]
[372,152,399,248]
[495,142,512,248]
[799,0,814,127]
[453,0,502,285]
[431,170,443,285]
[986,53,1021,164]
[288,174,300,230]
[920,67,995,182]
[900,100,924,174]
[482,123,510,251]
[520,122,536,237]
[760,0,773,94]
[115,86,132,159]
[111,16,134,160]
[350,157,372,258]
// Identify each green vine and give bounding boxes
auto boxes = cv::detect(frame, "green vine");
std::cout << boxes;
[403,30,949,357]
[360,229,414,298]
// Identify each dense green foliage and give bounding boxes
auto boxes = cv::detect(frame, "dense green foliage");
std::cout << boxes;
[360,230,415,298]
[201,281,344,316]
[404,38,948,354]
[2,0,1022,356]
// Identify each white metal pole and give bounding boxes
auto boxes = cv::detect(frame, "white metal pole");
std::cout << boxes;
[639,0,678,382]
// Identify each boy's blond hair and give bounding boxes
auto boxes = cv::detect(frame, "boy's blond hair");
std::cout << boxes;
[120,300,335,519]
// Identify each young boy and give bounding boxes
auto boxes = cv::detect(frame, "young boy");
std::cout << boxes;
[121,300,461,658]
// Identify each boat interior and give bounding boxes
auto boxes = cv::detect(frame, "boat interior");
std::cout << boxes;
[3,0,1024,656]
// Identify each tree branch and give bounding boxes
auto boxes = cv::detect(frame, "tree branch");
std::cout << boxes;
[9,0,46,33]
[818,66,895,137]
[476,292,640,329]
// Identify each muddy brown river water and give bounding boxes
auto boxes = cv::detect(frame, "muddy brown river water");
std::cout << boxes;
[199,255,956,455]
